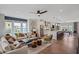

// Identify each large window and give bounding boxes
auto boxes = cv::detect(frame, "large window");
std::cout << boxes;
[22,23,27,33]
[14,23,21,33]
[59,22,74,32]
[13,22,27,33]
[5,21,28,34]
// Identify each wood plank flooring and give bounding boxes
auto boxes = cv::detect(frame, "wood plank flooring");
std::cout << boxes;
[39,33,78,54]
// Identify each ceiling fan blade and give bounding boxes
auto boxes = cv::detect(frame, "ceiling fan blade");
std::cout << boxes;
[40,10,48,14]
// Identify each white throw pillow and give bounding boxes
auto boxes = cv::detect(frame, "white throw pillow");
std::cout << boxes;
[0,37,11,52]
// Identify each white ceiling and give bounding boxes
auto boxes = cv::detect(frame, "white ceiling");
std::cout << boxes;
[0,4,79,23]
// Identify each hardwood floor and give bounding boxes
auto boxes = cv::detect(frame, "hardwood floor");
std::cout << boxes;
[39,33,78,54]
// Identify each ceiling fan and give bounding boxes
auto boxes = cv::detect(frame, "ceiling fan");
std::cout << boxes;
[30,10,48,16]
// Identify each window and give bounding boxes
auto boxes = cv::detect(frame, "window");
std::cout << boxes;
[5,16,28,35]
[14,23,21,33]
[13,22,27,33]
[22,23,27,33]
[5,21,28,35]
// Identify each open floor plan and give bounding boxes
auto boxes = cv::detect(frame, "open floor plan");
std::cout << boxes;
[0,4,79,54]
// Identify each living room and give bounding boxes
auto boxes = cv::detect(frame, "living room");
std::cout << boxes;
[0,4,79,54]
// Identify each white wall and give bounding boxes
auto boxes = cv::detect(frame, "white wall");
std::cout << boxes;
[0,14,5,36]
[28,19,40,36]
